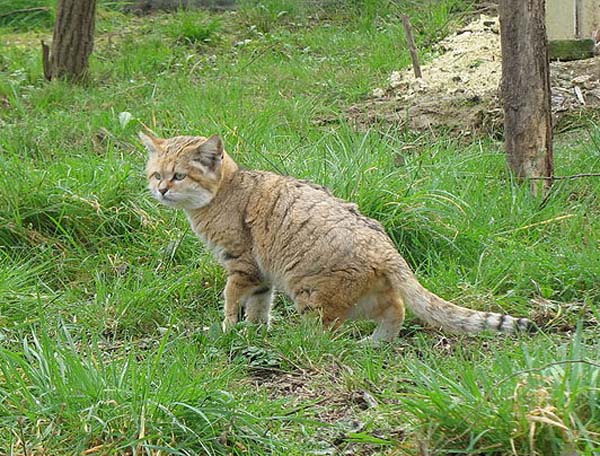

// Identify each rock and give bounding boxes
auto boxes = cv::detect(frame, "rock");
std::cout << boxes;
[372,88,385,98]
[549,39,595,61]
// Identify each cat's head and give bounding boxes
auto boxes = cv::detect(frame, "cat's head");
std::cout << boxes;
[140,132,225,210]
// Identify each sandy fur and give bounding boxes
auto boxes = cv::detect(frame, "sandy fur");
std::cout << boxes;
[142,132,534,342]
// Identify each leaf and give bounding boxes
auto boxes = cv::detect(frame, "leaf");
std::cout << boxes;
[525,414,570,431]
[118,111,133,129]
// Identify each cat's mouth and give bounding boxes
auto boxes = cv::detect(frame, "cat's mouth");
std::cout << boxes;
[152,188,213,210]
[156,193,181,207]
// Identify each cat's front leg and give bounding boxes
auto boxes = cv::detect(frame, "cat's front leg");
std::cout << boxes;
[222,272,263,331]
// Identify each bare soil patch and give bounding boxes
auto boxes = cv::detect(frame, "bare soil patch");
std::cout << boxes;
[246,363,405,454]
[348,15,600,136]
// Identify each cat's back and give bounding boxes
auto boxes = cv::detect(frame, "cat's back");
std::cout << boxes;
[238,170,396,286]
[240,169,383,235]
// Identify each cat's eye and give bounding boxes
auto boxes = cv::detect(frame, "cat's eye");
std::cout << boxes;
[152,172,161,180]
[173,172,187,181]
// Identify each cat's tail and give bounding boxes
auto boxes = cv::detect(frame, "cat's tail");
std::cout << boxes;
[396,273,536,334]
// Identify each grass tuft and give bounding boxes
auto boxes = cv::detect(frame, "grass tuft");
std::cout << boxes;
[169,10,223,45]
[399,332,600,454]
[0,326,290,454]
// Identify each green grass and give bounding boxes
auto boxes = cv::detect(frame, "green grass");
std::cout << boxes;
[1,0,599,454]
[0,0,55,30]
[168,10,223,45]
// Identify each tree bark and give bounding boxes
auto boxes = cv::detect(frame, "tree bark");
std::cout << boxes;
[499,0,553,195]
[43,0,96,82]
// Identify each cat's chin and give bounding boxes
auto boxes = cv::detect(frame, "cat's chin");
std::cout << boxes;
[153,194,185,209]
[155,195,213,210]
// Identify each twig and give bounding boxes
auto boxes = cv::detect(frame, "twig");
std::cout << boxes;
[453,172,600,180]
[401,15,422,79]
[17,417,29,456]
[528,172,600,180]
[0,6,50,19]
[83,445,106,455]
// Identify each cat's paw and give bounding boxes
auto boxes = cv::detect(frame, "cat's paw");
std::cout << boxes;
[222,316,238,332]
[358,336,378,347]
[358,335,390,347]
[245,314,271,327]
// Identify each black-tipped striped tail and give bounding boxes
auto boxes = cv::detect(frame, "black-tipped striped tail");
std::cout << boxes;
[496,315,538,334]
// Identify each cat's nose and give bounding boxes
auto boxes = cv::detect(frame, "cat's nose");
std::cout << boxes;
[159,187,168,195]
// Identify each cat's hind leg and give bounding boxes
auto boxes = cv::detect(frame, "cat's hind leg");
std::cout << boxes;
[293,285,354,331]
[369,292,405,344]
[244,287,273,326]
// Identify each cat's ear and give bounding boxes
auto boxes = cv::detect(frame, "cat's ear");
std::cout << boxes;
[191,135,224,173]
[138,131,164,156]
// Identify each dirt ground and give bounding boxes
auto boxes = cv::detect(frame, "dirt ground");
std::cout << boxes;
[348,15,600,136]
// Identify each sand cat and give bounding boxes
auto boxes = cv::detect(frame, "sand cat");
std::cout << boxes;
[141,132,534,343]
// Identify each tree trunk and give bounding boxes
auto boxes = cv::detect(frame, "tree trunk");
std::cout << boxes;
[43,0,96,82]
[499,0,553,195]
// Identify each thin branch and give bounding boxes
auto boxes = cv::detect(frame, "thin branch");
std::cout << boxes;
[452,172,600,181]
[0,7,50,19]
[402,15,422,79]
[528,173,600,180]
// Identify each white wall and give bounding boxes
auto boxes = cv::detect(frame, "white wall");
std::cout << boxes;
[546,0,599,40]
